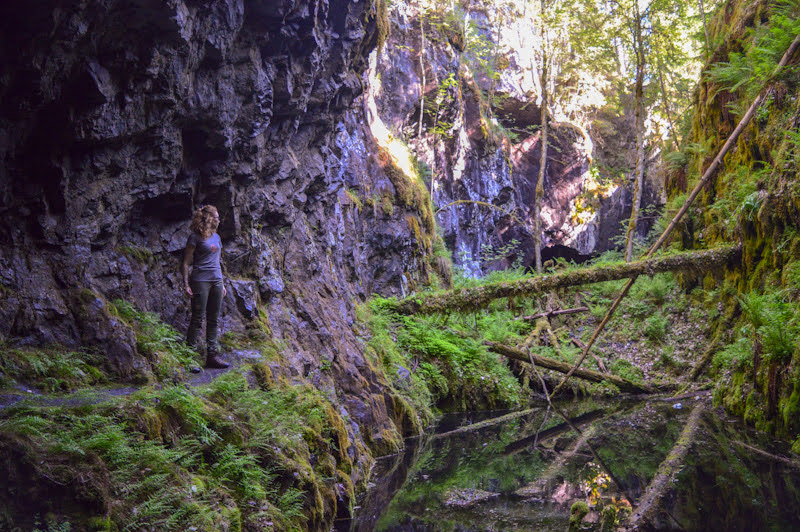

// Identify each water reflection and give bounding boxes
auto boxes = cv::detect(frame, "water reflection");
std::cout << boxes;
[343,396,800,531]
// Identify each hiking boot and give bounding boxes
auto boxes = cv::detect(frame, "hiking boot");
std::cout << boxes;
[206,352,230,369]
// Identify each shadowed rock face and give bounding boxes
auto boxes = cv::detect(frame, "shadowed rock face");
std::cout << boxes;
[0,0,429,474]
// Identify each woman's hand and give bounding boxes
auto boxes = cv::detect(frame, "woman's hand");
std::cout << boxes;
[185,284,193,297]
[222,284,227,298]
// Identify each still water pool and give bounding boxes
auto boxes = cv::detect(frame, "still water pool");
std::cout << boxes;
[338,395,800,531]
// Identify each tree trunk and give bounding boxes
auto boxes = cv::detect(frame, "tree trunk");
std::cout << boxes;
[504,407,615,455]
[417,12,426,139]
[391,245,740,315]
[622,403,705,530]
[698,0,711,60]
[534,0,549,274]
[515,307,589,322]
[487,341,654,393]
[550,30,800,397]
[625,12,646,263]
[658,58,680,149]
[433,408,536,440]
[515,425,599,497]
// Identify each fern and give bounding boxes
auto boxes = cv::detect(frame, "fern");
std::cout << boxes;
[707,1,800,102]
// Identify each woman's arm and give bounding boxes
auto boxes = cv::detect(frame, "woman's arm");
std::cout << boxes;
[181,244,195,296]
[220,247,227,298]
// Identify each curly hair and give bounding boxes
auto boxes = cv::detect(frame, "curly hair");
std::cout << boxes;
[189,205,219,239]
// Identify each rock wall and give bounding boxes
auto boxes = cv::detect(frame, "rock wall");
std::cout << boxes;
[0,0,434,475]
[372,1,664,275]
[676,0,800,445]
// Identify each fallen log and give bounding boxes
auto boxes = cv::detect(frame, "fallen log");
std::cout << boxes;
[622,403,705,530]
[503,407,611,455]
[391,246,740,315]
[732,440,800,469]
[515,307,589,322]
[433,408,537,440]
[515,424,599,498]
[487,341,654,394]
[553,34,800,395]
[571,337,608,374]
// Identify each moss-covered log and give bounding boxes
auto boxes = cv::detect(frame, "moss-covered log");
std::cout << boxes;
[392,245,741,315]
[622,403,705,530]
[486,342,654,394]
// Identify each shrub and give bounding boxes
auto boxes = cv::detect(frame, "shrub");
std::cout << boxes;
[644,313,669,343]
[609,359,644,383]
[713,337,754,371]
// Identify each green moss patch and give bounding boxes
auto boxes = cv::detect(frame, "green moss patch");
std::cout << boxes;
[0,367,355,531]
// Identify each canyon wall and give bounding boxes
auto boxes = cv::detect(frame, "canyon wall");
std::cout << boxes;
[0,0,440,485]
[371,1,665,276]
[0,0,670,500]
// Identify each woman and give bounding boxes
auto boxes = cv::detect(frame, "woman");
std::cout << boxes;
[182,205,229,369]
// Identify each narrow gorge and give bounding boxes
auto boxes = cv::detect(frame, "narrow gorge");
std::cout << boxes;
[1,0,799,530]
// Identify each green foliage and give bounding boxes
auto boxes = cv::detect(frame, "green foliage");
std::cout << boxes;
[631,273,676,306]
[345,188,364,211]
[397,314,523,409]
[609,359,644,384]
[0,370,350,531]
[0,348,106,392]
[32,516,71,532]
[416,361,449,398]
[462,15,500,82]
[644,312,670,343]
[361,288,526,413]
[624,298,653,319]
[702,165,766,239]
[480,238,523,269]
[714,336,754,371]
[427,73,459,139]
[357,300,436,423]
[117,244,154,265]
[707,1,800,104]
[112,300,199,380]
[739,291,800,363]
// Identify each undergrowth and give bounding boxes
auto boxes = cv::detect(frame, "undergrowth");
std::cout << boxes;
[0,348,107,392]
[357,264,697,412]
[111,300,200,381]
[0,366,351,531]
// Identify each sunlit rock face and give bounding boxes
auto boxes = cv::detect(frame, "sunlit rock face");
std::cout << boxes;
[372,1,663,275]
[0,0,430,487]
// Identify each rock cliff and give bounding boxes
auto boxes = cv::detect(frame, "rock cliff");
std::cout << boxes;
[371,1,664,275]
[0,0,671,518]
[0,0,437,480]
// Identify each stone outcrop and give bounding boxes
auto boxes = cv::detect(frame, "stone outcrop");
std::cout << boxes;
[371,1,664,275]
[0,0,433,497]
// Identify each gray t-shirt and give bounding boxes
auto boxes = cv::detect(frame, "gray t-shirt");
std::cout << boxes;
[187,232,223,282]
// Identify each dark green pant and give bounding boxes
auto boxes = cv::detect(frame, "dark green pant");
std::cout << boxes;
[186,279,223,354]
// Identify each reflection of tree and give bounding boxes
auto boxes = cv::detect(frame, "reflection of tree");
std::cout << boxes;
[508,402,635,504]
[551,403,631,501]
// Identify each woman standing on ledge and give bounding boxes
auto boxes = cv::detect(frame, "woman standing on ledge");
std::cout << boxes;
[182,205,230,369]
